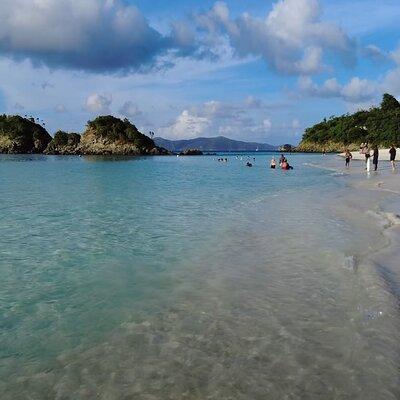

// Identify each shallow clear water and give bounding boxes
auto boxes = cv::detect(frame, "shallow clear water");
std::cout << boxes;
[0,153,399,399]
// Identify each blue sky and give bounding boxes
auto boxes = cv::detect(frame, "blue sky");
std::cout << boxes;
[0,0,400,145]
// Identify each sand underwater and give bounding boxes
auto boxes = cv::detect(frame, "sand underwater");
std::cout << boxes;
[0,153,400,399]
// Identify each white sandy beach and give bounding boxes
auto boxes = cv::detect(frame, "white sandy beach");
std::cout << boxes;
[339,148,399,161]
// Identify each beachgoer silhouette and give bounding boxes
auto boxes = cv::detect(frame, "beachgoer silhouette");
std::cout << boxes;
[389,145,397,170]
[372,146,379,171]
[345,149,352,167]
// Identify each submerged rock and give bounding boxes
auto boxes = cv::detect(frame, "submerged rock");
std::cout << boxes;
[0,115,52,154]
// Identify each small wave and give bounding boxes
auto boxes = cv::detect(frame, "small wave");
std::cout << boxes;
[366,209,400,229]
[303,162,346,175]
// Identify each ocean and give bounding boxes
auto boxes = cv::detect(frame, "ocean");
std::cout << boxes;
[1,153,399,399]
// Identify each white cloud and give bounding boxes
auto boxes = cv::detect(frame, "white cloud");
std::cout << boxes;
[85,93,112,114]
[159,99,275,140]
[292,118,301,129]
[162,110,211,139]
[341,77,376,102]
[0,0,208,73]
[262,119,272,131]
[196,0,355,75]
[119,101,143,119]
[363,44,389,62]
[298,76,377,102]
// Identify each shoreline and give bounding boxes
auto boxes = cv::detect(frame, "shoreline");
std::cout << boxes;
[331,162,400,306]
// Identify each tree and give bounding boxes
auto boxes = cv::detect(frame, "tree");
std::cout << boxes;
[381,93,400,112]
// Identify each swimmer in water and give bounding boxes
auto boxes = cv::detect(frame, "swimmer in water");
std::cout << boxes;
[270,157,276,169]
[281,160,293,170]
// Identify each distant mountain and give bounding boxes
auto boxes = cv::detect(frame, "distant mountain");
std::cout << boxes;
[154,136,277,152]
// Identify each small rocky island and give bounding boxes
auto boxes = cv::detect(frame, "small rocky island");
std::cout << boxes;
[0,115,169,156]
[178,149,204,156]
[0,115,52,153]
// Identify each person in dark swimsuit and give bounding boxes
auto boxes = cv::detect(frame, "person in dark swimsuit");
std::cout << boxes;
[345,149,352,167]
[372,146,379,171]
[389,145,397,170]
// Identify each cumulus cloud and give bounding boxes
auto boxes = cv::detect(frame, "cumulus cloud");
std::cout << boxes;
[159,99,274,140]
[0,0,356,76]
[0,0,205,73]
[119,101,143,119]
[195,0,355,75]
[85,93,112,113]
[298,76,377,102]
[362,45,389,63]
[163,110,211,139]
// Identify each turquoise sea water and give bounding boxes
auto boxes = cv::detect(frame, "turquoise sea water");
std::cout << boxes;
[1,153,399,399]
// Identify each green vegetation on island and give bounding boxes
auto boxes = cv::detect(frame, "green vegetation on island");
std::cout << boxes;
[44,131,81,155]
[0,114,169,156]
[80,115,160,155]
[297,93,400,152]
[0,115,52,154]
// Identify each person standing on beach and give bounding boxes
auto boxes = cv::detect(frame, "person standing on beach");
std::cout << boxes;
[389,145,397,170]
[372,146,379,171]
[345,149,352,167]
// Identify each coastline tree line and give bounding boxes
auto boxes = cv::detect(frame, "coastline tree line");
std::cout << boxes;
[298,93,400,151]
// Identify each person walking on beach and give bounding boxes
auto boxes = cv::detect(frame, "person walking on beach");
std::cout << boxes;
[270,157,276,169]
[345,149,352,167]
[389,145,397,170]
[372,145,379,171]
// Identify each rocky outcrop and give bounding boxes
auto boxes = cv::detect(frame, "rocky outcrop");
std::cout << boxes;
[279,144,294,152]
[0,115,52,154]
[44,116,170,156]
[77,116,167,156]
[178,149,204,156]
[44,131,81,155]
[1,114,170,156]
[296,140,359,153]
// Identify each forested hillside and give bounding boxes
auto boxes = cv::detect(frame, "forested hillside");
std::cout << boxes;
[297,94,400,152]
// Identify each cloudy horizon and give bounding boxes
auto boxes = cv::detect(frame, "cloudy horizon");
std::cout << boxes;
[0,0,399,145]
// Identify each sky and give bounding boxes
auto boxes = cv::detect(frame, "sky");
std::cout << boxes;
[0,0,400,145]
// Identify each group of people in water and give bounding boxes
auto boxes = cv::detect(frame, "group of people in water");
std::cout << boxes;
[344,143,397,171]
[270,154,294,170]
[216,154,294,170]
[215,145,397,172]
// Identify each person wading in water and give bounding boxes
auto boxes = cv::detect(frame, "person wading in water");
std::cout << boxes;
[389,145,397,170]
[344,149,352,168]
[372,145,379,171]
